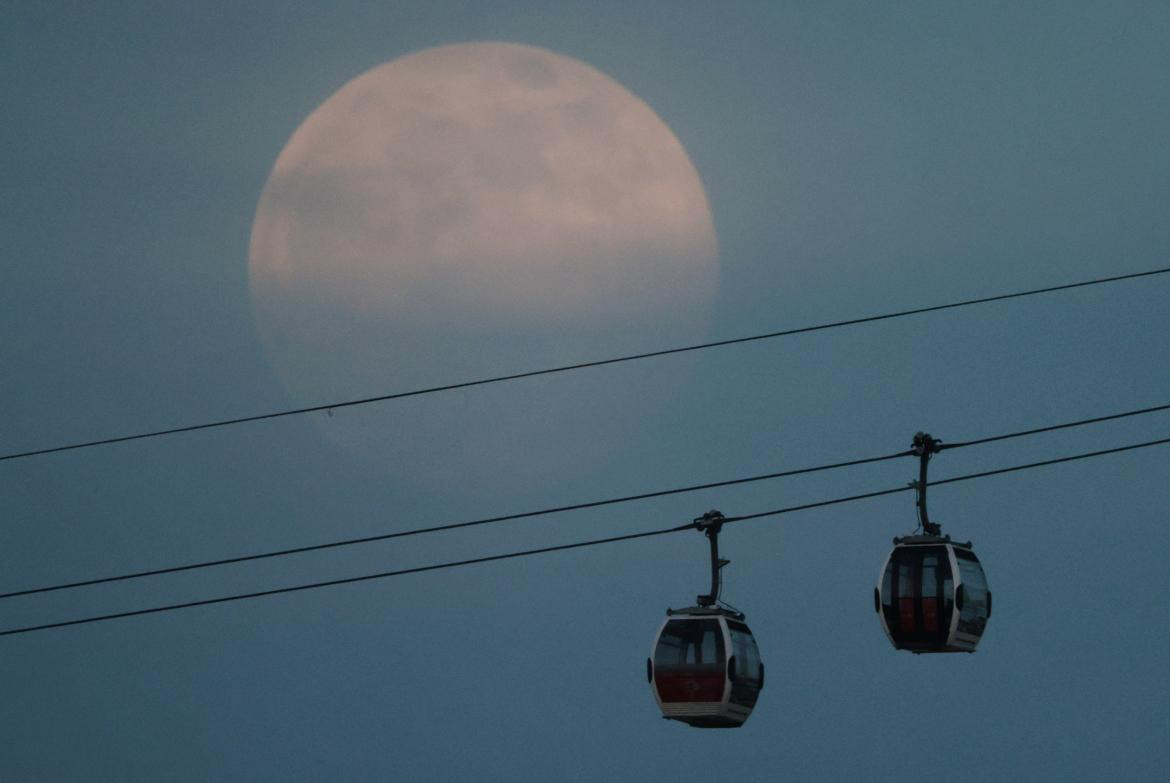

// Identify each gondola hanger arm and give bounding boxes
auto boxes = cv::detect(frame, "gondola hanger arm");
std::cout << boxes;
[692,510,728,607]
[911,432,943,536]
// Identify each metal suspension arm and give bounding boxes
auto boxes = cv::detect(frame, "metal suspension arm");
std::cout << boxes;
[694,510,729,607]
[912,432,942,536]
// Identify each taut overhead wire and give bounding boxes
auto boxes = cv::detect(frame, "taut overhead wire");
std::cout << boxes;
[2,401,1167,601]
[2,434,1167,638]
[3,266,1167,464]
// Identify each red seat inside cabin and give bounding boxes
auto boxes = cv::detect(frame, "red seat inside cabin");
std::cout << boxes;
[898,597,916,632]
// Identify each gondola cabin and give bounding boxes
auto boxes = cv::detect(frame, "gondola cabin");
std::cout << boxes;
[875,535,991,653]
[648,607,764,728]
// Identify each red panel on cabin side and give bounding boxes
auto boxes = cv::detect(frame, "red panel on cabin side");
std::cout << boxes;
[655,671,725,703]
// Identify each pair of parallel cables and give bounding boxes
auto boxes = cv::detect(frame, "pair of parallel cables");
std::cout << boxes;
[3,268,1169,636]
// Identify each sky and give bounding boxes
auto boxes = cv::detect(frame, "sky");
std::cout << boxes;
[2,2,1168,781]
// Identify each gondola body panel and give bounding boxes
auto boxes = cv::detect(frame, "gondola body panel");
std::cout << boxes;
[875,536,991,653]
[648,611,763,728]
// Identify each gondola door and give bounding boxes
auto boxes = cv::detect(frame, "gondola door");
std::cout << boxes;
[652,618,727,706]
[879,544,955,651]
[725,620,763,713]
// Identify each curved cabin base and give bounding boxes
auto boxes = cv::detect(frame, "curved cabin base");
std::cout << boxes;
[661,701,750,728]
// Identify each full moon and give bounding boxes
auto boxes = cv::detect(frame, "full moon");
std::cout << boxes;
[249,42,718,489]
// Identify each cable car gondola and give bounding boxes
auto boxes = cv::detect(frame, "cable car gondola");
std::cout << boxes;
[648,511,764,728]
[874,433,992,653]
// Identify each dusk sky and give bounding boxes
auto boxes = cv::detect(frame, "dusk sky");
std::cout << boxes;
[3,3,1168,781]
